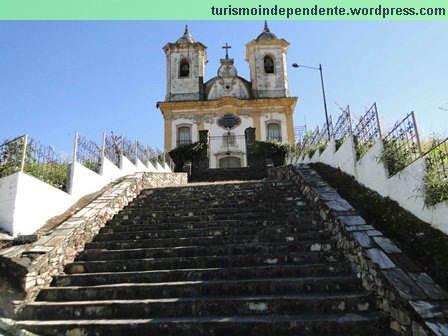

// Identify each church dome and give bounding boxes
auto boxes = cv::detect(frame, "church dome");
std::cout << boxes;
[176,25,196,44]
[256,21,278,41]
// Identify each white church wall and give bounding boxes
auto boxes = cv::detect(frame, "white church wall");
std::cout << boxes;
[12,172,73,235]
[69,162,107,200]
[259,112,287,142]
[0,173,20,234]
[205,114,252,169]
[172,117,199,148]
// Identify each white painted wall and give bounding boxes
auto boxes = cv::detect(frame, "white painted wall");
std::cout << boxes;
[120,155,139,176]
[334,136,357,177]
[100,157,123,183]
[69,162,107,200]
[319,141,336,166]
[259,112,287,142]
[0,173,20,234]
[0,153,169,235]
[356,141,389,197]
[135,160,150,172]
[13,172,73,235]
[297,137,448,234]
[146,161,158,172]
[172,117,199,148]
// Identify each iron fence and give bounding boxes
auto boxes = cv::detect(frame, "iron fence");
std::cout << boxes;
[0,135,26,178]
[104,132,122,167]
[382,111,422,176]
[75,133,102,173]
[333,106,352,150]
[353,103,382,160]
[122,135,136,163]
[424,137,448,205]
[209,134,246,155]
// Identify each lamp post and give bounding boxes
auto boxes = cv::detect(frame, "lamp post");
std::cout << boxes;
[292,63,331,141]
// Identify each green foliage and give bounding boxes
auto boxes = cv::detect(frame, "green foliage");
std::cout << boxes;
[335,137,346,151]
[318,143,327,154]
[0,137,24,178]
[424,140,448,206]
[82,160,101,174]
[0,137,69,191]
[168,141,207,172]
[424,167,448,206]
[380,139,418,176]
[354,136,375,160]
[247,139,289,167]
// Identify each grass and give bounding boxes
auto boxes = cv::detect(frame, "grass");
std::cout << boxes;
[311,162,448,292]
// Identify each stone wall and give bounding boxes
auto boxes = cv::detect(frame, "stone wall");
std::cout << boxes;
[0,172,187,309]
[268,165,448,336]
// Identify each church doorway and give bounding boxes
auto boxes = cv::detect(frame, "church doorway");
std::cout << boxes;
[219,156,242,168]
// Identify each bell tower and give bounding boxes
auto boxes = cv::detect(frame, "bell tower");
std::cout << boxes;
[246,21,290,99]
[163,26,207,102]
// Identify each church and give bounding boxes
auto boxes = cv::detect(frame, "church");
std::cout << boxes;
[157,22,297,169]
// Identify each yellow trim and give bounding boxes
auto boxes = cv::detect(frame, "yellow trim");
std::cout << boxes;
[253,112,261,141]
[285,112,295,143]
[164,118,172,152]
[158,97,297,115]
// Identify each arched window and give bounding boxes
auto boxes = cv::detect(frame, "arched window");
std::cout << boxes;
[179,59,190,78]
[264,55,275,74]
[267,123,281,141]
[177,126,191,146]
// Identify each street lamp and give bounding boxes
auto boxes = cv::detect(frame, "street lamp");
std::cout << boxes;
[292,63,331,141]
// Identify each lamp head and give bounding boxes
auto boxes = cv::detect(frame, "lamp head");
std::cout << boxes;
[292,63,300,68]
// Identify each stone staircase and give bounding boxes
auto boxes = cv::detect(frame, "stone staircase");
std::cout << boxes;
[17,180,389,335]
[188,167,267,182]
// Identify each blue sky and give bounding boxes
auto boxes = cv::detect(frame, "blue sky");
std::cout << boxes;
[0,21,447,154]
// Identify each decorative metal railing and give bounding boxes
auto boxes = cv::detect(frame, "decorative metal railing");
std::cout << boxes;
[382,111,422,176]
[0,135,26,178]
[104,132,122,167]
[333,106,352,150]
[353,103,382,160]
[209,134,247,161]
[122,135,136,164]
[423,137,448,205]
[1,135,70,191]
[74,133,102,173]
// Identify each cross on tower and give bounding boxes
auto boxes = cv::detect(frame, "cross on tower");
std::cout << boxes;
[222,43,231,59]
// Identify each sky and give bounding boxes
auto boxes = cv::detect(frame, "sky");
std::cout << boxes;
[0,20,447,155]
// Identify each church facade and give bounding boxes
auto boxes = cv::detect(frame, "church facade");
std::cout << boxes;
[157,22,297,168]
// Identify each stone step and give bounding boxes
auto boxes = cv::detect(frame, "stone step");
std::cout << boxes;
[99,217,320,233]
[21,293,374,320]
[37,276,362,302]
[93,224,327,242]
[77,239,333,261]
[106,215,317,229]
[111,212,302,223]
[54,262,351,287]
[66,248,335,274]
[123,204,304,215]
[84,233,335,250]
[17,313,387,336]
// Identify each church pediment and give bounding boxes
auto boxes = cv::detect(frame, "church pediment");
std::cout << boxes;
[205,76,251,101]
